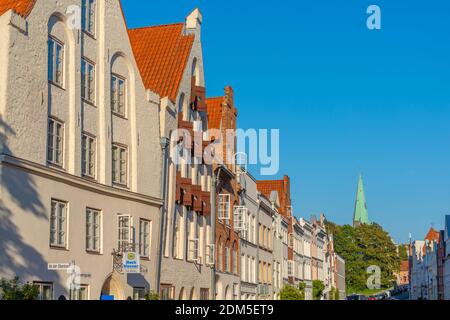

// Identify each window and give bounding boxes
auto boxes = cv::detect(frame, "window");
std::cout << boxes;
[82,133,96,178]
[48,37,64,86]
[218,239,223,272]
[218,194,230,220]
[86,208,101,252]
[160,285,175,300]
[82,0,96,35]
[173,206,183,259]
[112,144,128,186]
[70,285,89,300]
[81,59,95,103]
[50,200,67,248]
[47,118,64,167]
[133,287,146,301]
[241,254,246,282]
[232,245,238,275]
[225,246,231,273]
[35,282,53,301]
[118,215,132,252]
[139,219,151,258]
[111,74,126,116]
[233,206,247,231]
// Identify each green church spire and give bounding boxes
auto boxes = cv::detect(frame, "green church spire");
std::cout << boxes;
[353,174,370,227]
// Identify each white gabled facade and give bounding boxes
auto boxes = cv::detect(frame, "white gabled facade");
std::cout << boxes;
[0,0,163,300]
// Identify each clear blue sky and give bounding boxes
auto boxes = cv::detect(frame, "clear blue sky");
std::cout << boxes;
[121,0,450,243]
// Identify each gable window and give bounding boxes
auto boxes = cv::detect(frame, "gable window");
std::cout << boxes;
[118,215,132,252]
[81,59,95,103]
[139,219,151,258]
[47,118,64,167]
[82,133,96,178]
[112,144,128,186]
[82,0,96,35]
[111,74,126,116]
[50,200,68,248]
[86,208,101,253]
[48,37,64,86]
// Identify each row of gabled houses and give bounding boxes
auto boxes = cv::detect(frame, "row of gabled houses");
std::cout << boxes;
[409,216,450,300]
[0,0,344,300]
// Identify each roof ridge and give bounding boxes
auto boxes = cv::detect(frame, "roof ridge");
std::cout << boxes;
[128,22,185,31]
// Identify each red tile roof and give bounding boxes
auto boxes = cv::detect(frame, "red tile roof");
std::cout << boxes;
[206,97,223,129]
[0,0,36,17]
[257,177,292,217]
[425,228,440,243]
[128,23,195,102]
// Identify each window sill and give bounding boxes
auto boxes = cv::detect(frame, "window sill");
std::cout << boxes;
[49,81,65,91]
[82,98,97,108]
[140,257,150,261]
[50,245,69,251]
[47,163,66,173]
[82,30,96,40]
[112,112,128,120]
[113,183,130,191]
[86,250,102,256]
[82,175,97,183]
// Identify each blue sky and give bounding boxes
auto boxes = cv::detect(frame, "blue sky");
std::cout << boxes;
[121,0,450,243]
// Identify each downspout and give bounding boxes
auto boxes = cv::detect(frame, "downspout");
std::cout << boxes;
[156,137,169,295]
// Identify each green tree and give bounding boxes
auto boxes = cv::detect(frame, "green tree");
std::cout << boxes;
[298,282,306,300]
[280,285,303,300]
[398,245,408,261]
[0,277,39,300]
[145,291,159,300]
[326,221,400,294]
[312,280,325,300]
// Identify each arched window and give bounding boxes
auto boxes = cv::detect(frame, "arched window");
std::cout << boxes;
[225,241,231,273]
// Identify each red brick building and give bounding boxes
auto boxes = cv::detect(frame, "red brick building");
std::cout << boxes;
[206,87,241,300]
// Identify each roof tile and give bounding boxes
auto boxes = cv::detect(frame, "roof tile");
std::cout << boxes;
[0,0,36,17]
[128,23,195,102]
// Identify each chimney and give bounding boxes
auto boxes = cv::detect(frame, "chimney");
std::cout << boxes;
[186,8,202,36]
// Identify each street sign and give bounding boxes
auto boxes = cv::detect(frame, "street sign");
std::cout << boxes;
[48,263,72,270]
[122,252,140,274]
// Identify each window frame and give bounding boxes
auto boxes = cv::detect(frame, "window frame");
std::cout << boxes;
[86,208,101,253]
[117,214,132,253]
[82,132,97,179]
[81,58,96,104]
[112,143,128,187]
[47,117,65,168]
[70,284,89,300]
[48,36,64,87]
[81,0,96,36]
[34,282,54,301]
[111,73,127,118]
[139,219,151,259]
[50,199,68,249]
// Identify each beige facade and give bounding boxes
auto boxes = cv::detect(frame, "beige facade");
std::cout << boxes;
[0,0,163,300]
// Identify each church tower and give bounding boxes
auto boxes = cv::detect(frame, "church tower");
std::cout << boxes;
[353,174,370,227]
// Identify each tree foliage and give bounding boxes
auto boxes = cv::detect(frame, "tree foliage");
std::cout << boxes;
[326,222,400,293]
[312,280,325,300]
[398,244,409,261]
[280,285,303,300]
[0,277,39,300]
[298,282,306,300]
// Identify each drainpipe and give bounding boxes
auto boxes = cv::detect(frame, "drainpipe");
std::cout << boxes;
[156,137,169,295]
[210,166,222,300]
